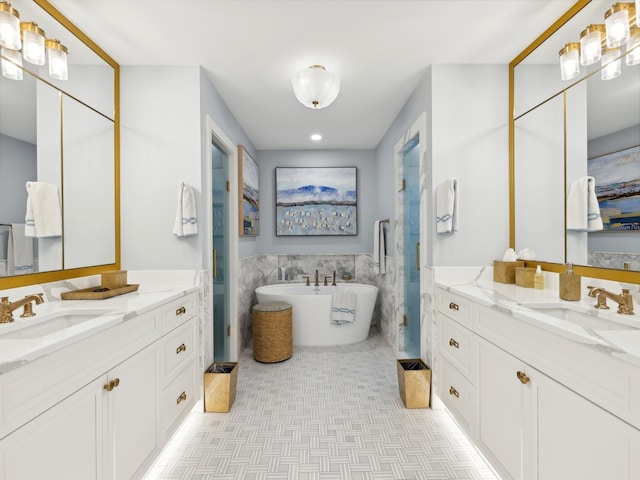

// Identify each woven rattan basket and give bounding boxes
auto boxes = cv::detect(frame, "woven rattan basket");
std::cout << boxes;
[252,301,293,363]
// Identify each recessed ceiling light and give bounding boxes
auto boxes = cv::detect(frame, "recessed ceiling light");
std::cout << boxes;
[310,134,322,141]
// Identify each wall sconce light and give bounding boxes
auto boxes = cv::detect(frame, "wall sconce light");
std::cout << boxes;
[292,65,340,109]
[560,42,581,80]
[0,1,21,50]
[0,45,21,79]
[45,38,68,80]
[560,2,637,81]
[20,21,45,65]
[627,25,640,65]
[601,46,622,79]
[580,24,605,65]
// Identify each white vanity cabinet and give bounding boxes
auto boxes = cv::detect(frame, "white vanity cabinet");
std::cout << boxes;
[436,287,640,480]
[0,289,200,480]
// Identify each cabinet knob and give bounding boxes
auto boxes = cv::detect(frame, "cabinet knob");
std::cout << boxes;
[516,371,530,384]
[449,338,460,349]
[176,391,187,405]
[449,386,460,398]
[176,343,187,354]
[175,306,187,316]
[104,378,120,391]
[449,302,459,311]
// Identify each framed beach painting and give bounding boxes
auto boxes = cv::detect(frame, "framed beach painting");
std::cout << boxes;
[275,167,357,236]
[238,146,259,236]
[588,145,640,232]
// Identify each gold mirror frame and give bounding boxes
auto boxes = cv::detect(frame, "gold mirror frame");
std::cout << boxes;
[509,0,639,284]
[0,0,120,290]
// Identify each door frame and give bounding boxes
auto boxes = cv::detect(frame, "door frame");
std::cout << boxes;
[205,115,239,362]
[394,112,427,356]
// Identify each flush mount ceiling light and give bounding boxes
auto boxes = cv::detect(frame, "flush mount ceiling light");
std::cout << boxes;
[292,65,340,109]
[310,133,322,141]
[560,2,638,80]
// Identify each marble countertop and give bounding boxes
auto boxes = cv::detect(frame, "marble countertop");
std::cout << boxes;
[435,268,640,368]
[0,283,199,374]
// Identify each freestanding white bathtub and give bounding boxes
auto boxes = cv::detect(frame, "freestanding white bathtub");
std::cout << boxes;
[255,283,379,346]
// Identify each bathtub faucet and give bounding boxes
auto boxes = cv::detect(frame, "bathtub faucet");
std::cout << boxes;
[314,270,319,287]
[332,271,337,286]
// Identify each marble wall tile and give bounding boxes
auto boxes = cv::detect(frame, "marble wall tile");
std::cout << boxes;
[276,254,356,283]
[589,251,640,272]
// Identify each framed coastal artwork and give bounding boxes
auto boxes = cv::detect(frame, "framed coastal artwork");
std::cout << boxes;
[588,145,640,232]
[275,167,357,236]
[238,146,259,236]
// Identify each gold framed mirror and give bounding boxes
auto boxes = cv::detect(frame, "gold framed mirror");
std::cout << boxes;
[509,0,640,284]
[0,0,120,289]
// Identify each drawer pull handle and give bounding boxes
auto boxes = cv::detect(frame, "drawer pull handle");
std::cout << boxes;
[176,391,187,405]
[449,338,459,349]
[176,306,187,316]
[104,378,120,391]
[449,302,459,311]
[176,343,187,354]
[516,371,530,384]
[449,386,459,398]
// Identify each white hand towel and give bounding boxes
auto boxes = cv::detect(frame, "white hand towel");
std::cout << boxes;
[331,291,357,325]
[373,220,386,274]
[24,181,62,238]
[7,224,34,275]
[566,176,603,232]
[436,178,459,233]
[173,182,198,237]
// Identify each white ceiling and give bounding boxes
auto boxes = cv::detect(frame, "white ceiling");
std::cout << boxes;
[48,0,577,150]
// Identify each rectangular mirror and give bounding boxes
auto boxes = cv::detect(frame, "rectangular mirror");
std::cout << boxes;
[511,0,640,281]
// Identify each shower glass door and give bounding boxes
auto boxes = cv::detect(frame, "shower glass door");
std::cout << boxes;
[403,140,421,357]
[212,141,230,361]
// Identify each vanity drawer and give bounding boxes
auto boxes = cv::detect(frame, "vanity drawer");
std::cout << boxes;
[438,290,472,329]
[162,317,197,386]
[440,357,475,432]
[440,315,474,381]
[162,292,197,334]
[163,360,197,436]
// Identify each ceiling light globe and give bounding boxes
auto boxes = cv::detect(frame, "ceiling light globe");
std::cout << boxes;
[292,65,340,109]
[0,2,21,50]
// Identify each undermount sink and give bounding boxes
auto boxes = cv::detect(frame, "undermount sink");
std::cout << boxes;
[0,309,117,340]
[519,302,638,331]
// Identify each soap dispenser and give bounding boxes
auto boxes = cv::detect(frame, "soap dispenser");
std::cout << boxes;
[559,263,581,301]
[533,265,544,290]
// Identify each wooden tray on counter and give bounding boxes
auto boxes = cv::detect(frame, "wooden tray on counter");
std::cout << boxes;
[61,284,139,300]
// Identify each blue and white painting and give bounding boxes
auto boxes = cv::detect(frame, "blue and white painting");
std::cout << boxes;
[275,167,357,236]
[589,145,640,231]
[240,147,259,236]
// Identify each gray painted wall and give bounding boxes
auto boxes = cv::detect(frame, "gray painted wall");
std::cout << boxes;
[0,133,36,222]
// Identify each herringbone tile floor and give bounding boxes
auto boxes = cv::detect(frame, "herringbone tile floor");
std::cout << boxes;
[143,330,499,480]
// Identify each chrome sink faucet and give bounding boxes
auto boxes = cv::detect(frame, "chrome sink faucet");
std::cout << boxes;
[587,286,635,315]
[0,293,45,323]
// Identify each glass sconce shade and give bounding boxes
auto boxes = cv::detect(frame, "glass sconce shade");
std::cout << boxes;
[637,0,640,26]
[1,46,22,79]
[0,2,21,50]
[626,26,640,65]
[559,43,580,80]
[580,24,605,65]
[20,22,45,65]
[46,38,68,80]
[292,65,340,109]
[605,3,631,48]
[601,46,622,79]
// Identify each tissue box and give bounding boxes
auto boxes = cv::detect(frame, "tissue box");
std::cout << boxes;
[493,260,525,284]
[515,267,536,288]
[101,270,128,289]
